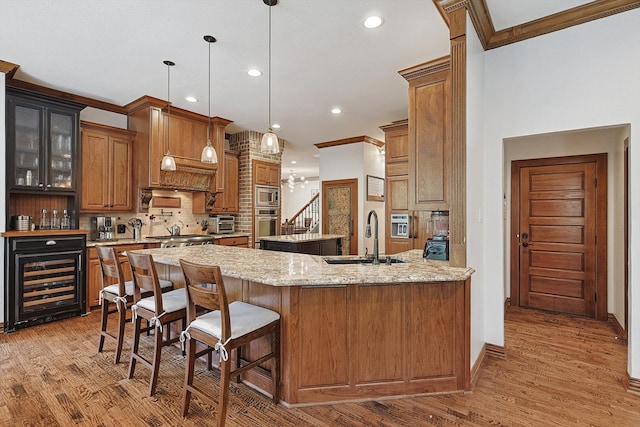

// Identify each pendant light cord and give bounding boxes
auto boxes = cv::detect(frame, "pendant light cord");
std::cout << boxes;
[167,62,171,153]
[208,38,211,142]
[267,3,272,130]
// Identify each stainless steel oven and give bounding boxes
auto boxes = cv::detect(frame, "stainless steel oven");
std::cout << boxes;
[255,185,280,207]
[255,208,278,243]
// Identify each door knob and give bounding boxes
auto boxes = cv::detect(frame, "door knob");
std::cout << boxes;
[522,242,529,247]
[522,232,529,239]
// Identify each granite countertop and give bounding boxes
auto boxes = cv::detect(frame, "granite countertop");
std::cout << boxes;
[259,233,344,243]
[86,232,250,247]
[131,245,474,287]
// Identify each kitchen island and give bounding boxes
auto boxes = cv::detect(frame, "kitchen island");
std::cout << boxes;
[132,244,474,406]
[259,233,343,255]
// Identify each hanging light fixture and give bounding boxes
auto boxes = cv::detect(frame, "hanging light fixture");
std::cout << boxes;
[161,60,177,171]
[201,35,218,164]
[260,0,280,154]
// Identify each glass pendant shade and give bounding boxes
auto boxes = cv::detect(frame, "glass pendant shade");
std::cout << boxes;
[161,152,177,171]
[160,60,177,171]
[201,140,218,163]
[261,129,279,154]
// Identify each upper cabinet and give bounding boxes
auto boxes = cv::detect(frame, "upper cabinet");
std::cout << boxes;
[6,88,83,194]
[193,151,240,214]
[400,57,451,212]
[124,96,232,192]
[80,122,135,212]
[254,159,280,186]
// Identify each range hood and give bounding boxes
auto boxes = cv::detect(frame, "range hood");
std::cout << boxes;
[159,159,216,192]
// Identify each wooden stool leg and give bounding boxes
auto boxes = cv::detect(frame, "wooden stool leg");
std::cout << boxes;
[114,303,127,364]
[217,358,231,427]
[148,325,164,396]
[182,338,197,417]
[128,317,142,379]
[272,325,281,403]
[98,299,109,353]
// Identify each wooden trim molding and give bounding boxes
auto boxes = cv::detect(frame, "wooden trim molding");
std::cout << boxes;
[470,343,486,389]
[379,119,408,133]
[0,60,20,78]
[436,0,640,51]
[609,313,628,342]
[398,55,450,82]
[314,135,383,149]
[625,372,640,396]
[486,343,506,360]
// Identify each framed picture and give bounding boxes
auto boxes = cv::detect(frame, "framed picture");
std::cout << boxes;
[366,175,385,201]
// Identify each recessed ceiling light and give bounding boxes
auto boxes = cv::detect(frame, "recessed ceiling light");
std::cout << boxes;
[185,96,198,103]
[331,107,342,114]
[290,160,297,164]
[248,69,262,77]
[272,123,281,129]
[364,15,384,29]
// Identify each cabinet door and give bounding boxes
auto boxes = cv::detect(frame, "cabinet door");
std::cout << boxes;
[8,98,43,190]
[81,131,110,211]
[387,175,409,211]
[267,164,280,186]
[87,252,103,309]
[385,124,408,163]
[408,69,450,211]
[48,111,76,191]
[254,159,280,186]
[213,152,239,213]
[110,135,133,211]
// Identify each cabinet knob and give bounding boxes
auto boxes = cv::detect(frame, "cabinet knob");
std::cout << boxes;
[39,183,44,188]
[46,184,51,188]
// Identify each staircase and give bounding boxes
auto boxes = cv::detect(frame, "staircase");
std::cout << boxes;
[282,193,319,235]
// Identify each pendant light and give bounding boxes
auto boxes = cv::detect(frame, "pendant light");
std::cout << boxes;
[161,60,177,171]
[260,0,280,154]
[200,35,218,164]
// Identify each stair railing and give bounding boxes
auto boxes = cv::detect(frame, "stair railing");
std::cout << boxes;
[282,193,319,235]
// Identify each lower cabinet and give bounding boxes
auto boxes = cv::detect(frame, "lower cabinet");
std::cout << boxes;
[86,243,154,310]
[260,238,342,255]
[215,236,249,247]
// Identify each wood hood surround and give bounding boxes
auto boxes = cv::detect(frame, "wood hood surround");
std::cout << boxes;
[124,95,232,192]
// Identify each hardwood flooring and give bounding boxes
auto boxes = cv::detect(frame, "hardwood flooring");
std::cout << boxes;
[0,305,638,426]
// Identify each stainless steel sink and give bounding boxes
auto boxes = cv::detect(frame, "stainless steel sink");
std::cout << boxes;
[323,256,405,265]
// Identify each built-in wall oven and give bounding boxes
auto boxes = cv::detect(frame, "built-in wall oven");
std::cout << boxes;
[255,208,278,244]
[5,233,86,332]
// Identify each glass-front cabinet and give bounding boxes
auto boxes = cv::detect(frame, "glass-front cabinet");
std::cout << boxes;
[7,88,83,193]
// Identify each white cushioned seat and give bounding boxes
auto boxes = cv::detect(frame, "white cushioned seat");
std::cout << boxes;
[188,301,280,340]
[135,287,186,314]
[103,279,172,297]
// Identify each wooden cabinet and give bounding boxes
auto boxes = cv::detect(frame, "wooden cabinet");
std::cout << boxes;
[193,151,240,214]
[254,159,280,186]
[6,87,82,194]
[215,236,249,247]
[80,122,134,212]
[125,96,232,192]
[401,58,450,212]
[260,237,342,255]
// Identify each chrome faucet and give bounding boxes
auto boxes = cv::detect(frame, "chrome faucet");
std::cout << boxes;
[365,210,379,265]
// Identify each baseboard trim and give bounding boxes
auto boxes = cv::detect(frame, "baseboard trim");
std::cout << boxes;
[470,344,487,389]
[625,372,640,395]
[608,313,627,342]
[505,297,511,312]
[486,343,506,360]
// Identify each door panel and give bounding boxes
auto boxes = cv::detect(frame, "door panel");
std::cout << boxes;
[514,155,606,319]
[322,179,358,255]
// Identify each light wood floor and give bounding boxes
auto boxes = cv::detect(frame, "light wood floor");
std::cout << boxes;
[1,305,638,426]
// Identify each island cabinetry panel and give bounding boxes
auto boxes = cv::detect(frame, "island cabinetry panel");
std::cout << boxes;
[80,122,134,212]
[260,237,342,255]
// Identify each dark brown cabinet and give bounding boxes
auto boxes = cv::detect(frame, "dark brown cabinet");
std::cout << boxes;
[260,237,342,255]
[80,122,134,212]
[7,88,82,194]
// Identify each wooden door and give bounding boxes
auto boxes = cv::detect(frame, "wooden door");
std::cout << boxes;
[322,179,358,255]
[511,154,607,320]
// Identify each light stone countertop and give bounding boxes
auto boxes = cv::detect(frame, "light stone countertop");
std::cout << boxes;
[86,232,251,247]
[259,233,344,243]
[130,245,474,287]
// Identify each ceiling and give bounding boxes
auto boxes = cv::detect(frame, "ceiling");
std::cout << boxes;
[1,0,593,179]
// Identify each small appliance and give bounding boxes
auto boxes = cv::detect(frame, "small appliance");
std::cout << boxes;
[208,215,235,234]
[255,185,280,207]
[90,216,115,241]
[423,210,449,260]
[390,213,410,238]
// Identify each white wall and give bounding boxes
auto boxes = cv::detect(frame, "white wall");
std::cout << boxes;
[466,14,487,367]
[477,9,640,376]
[1,73,6,318]
[79,107,127,128]
[281,177,320,222]
[318,141,386,255]
[503,126,627,324]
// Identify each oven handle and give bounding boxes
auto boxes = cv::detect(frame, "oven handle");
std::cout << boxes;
[45,240,57,246]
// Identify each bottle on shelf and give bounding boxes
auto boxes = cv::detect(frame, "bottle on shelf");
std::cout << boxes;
[39,209,50,230]
[51,209,60,230]
[61,209,71,230]
[26,170,32,186]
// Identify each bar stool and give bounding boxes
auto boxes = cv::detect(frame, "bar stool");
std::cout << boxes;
[126,252,187,396]
[179,259,280,427]
[96,246,173,363]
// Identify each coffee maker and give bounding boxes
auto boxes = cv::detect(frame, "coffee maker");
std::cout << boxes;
[423,210,449,260]
[90,216,115,241]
